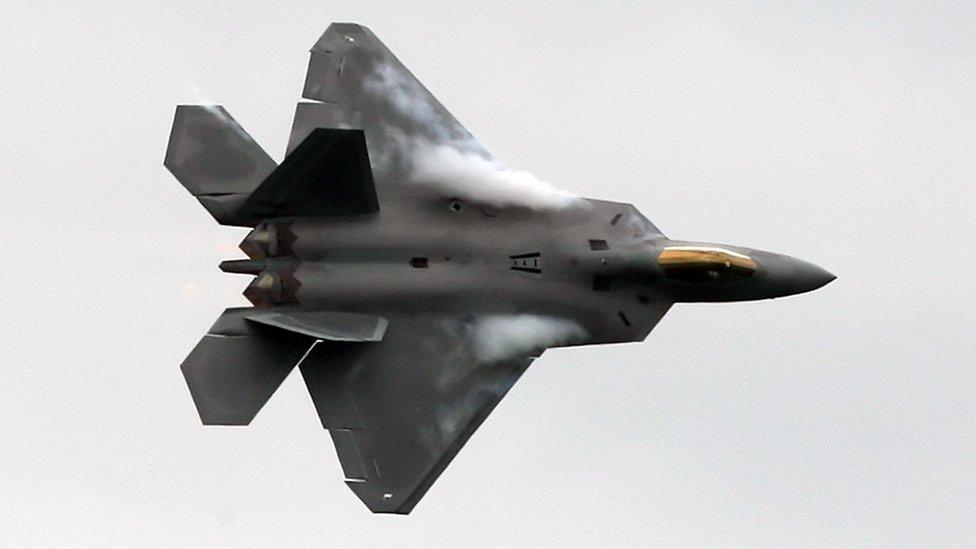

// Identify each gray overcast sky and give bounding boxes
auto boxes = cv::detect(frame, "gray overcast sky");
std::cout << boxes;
[2,1,974,546]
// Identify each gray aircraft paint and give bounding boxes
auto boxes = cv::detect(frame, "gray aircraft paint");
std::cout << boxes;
[164,23,833,514]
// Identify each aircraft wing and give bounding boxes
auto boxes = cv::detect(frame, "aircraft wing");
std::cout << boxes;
[286,23,492,207]
[299,312,537,514]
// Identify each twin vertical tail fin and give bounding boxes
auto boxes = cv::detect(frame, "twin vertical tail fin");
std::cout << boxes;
[164,106,378,227]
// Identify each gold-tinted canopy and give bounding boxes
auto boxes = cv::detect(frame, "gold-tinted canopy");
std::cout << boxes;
[657,246,758,282]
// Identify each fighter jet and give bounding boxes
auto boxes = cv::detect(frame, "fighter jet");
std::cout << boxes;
[164,23,834,514]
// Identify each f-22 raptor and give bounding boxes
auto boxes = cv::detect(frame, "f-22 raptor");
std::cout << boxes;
[164,23,834,514]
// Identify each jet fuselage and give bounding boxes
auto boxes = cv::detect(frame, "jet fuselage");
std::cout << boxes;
[223,196,834,346]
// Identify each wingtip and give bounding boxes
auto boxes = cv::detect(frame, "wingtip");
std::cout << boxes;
[312,23,374,52]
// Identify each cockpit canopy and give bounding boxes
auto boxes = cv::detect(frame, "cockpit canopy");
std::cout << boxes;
[657,246,758,283]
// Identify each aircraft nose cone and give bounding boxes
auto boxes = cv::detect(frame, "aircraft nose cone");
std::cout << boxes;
[748,251,836,299]
[792,261,836,293]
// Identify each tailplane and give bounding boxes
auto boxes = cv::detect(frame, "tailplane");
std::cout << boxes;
[180,308,311,425]
[181,308,388,425]
[164,105,277,226]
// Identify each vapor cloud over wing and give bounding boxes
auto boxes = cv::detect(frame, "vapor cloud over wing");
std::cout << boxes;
[365,62,581,210]
[471,315,588,363]
[408,141,580,210]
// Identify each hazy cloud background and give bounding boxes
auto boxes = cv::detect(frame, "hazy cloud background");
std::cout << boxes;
[1,1,973,546]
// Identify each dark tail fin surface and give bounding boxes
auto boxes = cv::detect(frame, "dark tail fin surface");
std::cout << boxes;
[244,128,378,218]
[166,106,378,225]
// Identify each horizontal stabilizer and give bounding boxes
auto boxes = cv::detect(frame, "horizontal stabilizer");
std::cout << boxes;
[244,128,379,218]
[164,106,278,226]
[245,310,388,342]
[181,308,313,425]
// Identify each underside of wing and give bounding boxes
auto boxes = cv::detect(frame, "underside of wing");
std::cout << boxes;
[287,23,492,208]
[299,313,541,514]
